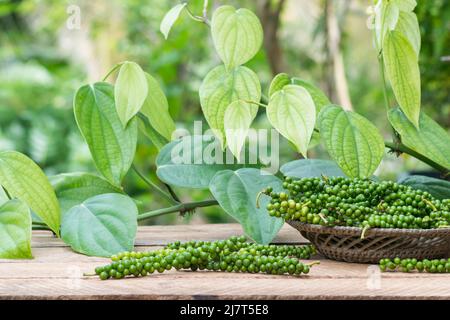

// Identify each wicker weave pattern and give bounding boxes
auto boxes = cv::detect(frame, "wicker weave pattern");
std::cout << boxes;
[287,221,450,263]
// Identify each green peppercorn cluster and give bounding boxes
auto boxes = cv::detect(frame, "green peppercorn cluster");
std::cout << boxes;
[379,257,450,273]
[264,176,450,229]
[92,236,317,280]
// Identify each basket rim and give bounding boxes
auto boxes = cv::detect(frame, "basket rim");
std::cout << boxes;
[286,220,450,237]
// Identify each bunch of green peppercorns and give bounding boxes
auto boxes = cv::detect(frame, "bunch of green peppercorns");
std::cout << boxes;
[263,176,450,229]
[91,236,318,280]
[379,257,450,273]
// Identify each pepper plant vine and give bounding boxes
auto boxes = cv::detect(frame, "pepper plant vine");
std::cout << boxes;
[0,0,449,259]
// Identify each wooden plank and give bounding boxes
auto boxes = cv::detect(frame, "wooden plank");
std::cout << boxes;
[0,276,449,300]
[30,223,308,248]
[0,224,449,300]
[0,256,447,280]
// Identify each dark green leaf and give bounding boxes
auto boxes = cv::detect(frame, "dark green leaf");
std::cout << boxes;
[280,159,346,178]
[398,175,450,200]
[209,168,284,244]
[50,172,123,214]
[61,193,137,257]
[156,135,257,189]
[74,82,138,187]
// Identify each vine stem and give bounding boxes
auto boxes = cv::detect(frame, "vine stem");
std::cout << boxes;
[306,261,320,267]
[132,165,179,205]
[243,99,268,108]
[384,141,449,175]
[102,62,124,81]
[185,4,211,26]
[137,199,218,221]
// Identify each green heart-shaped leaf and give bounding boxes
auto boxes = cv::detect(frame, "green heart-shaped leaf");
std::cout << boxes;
[50,172,123,214]
[0,199,32,259]
[0,151,60,235]
[292,78,331,114]
[280,159,346,178]
[114,61,148,127]
[383,30,420,127]
[224,100,258,160]
[74,82,138,187]
[268,73,291,97]
[211,5,263,69]
[267,85,316,157]
[137,113,169,150]
[61,193,137,257]
[140,73,176,141]
[157,135,256,189]
[398,175,450,200]
[318,105,385,178]
[209,168,283,244]
[199,65,261,148]
[388,108,450,169]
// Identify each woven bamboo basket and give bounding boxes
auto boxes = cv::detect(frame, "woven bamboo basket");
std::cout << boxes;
[287,220,450,264]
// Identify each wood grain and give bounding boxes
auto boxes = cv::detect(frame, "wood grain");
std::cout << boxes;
[0,223,449,300]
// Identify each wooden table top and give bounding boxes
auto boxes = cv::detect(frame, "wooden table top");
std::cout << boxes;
[0,223,449,300]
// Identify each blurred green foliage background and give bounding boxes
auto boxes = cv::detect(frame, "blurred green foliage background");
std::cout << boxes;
[0,0,449,225]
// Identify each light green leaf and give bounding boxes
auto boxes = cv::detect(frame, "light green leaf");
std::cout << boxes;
[374,0,399,49]
[137,113,169,150]
[61,193,137,257]
[0,200,32,259]
[140,73,176,141]
[392,0,416,12]
[398,175,450,200]
[156,135,258,189]
[388,108,450,169]
[383,30,420,127]
[211,5,263,69]
[318,105,385,178]
[395,11,420,56]
[268,73,291,97]
[50,172,123,214]
[267,85,316,157]
[160,3,187,39]
[74,82,138,187]
[224,100,258,160]
[0,151,60,235]
[114,61,148,127]
[199,65,261,148]
[292,78,331,114]
[209,168,283,244]
[280,159,346,178]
